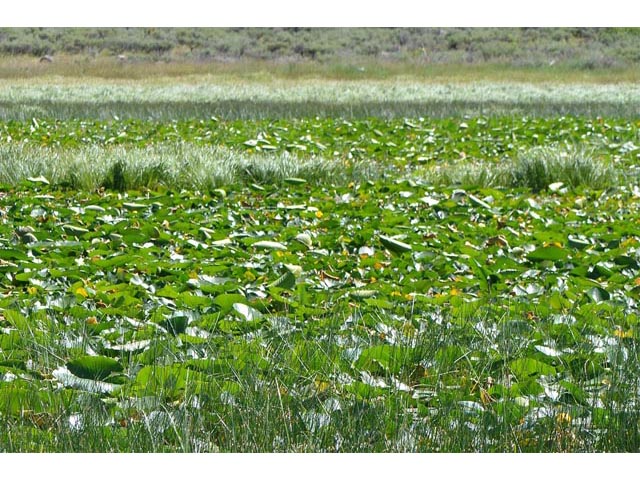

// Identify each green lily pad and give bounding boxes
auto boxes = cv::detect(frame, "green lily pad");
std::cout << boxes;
[379,235,412,254]
[269,271,296,289]
[527,246,569,262]
[66,355,124,382]
[252,240,287,251]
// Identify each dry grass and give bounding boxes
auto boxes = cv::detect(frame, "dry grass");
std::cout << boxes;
[3,54,640,84]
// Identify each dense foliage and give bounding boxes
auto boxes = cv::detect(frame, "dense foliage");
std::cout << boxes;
[1,113,640,452]
[2,175,640,452]
[0,116,638,162]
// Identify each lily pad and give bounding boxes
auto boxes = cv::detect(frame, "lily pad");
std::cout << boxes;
[66,355,124,382]
[252,240,287,251]
[379,235,412,254]
[527,246,569,262]
[269,271,296,289]
[27,176,50,185]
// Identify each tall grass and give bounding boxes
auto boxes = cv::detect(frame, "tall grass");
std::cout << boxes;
[0,143,380,190]
[421,145,620,191]
[3,79,640,105]
[0,143,622,193]
[2,80,640,119]
[2,302,639,452]
[510,146,619,192]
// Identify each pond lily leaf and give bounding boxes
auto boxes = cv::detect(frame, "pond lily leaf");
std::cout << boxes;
[132,365,190,401]
[527,246,569,262]
[214,293,247,311]
[284,177,307,185]
[534,345,563,357]
[295,233,313,248]
[458,401,485,413]
[27,176,50,185]
[104,339,151,354]
[379,235,412,254]
[284,264,303,275]
[585,286,610,303]
[568,235,591,250]
[62,224,90,235]
[252,240,287,251]
[122,202,147,210]
[269,271,296,289]
[355,345,414,375]
[350,289,378,299]
[211,237,233,247]
[509,358,556,379]
[558,380,588,405]
[467,193,495,212]
[233,302,263,321]
[53,367,119,394]
[614,255,639,269]
[587,263,614,280]
[160,315,189,335]
[66,355,124,381]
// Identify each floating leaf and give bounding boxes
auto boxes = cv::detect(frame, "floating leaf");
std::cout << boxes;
[284,264,303,276]
[568,235,591,250]
[379,235,412,254]
[214,293,247,311]
[355,345,414,375]
[527,246,569,262]
[211,238,233,247]
[284,177,307,185]
[52,367,119,394]
[350,289,378,299]
[104,339,151,354]
[252,240,287,251]
[509,358,556,379]
[534,345,563,357]
[132,365,189,401]
[294,233,313,248]
[233,303,263,321]
[269,271,296,289]
[467,193,494,212]
[62,225,90,235]
[27,176,50,185]
[587,263,614,279]
[160,315,189,335]
[614,255,639,269]
[122,202,147,210]
[585,286,610,303]
[66,356,123,381]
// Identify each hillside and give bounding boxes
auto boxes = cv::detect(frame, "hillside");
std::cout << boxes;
[1,27,639,69]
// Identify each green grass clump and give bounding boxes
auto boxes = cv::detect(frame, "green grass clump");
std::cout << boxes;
[510,145,618,192]
[420,145,619,192]
[0,143,379,190]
